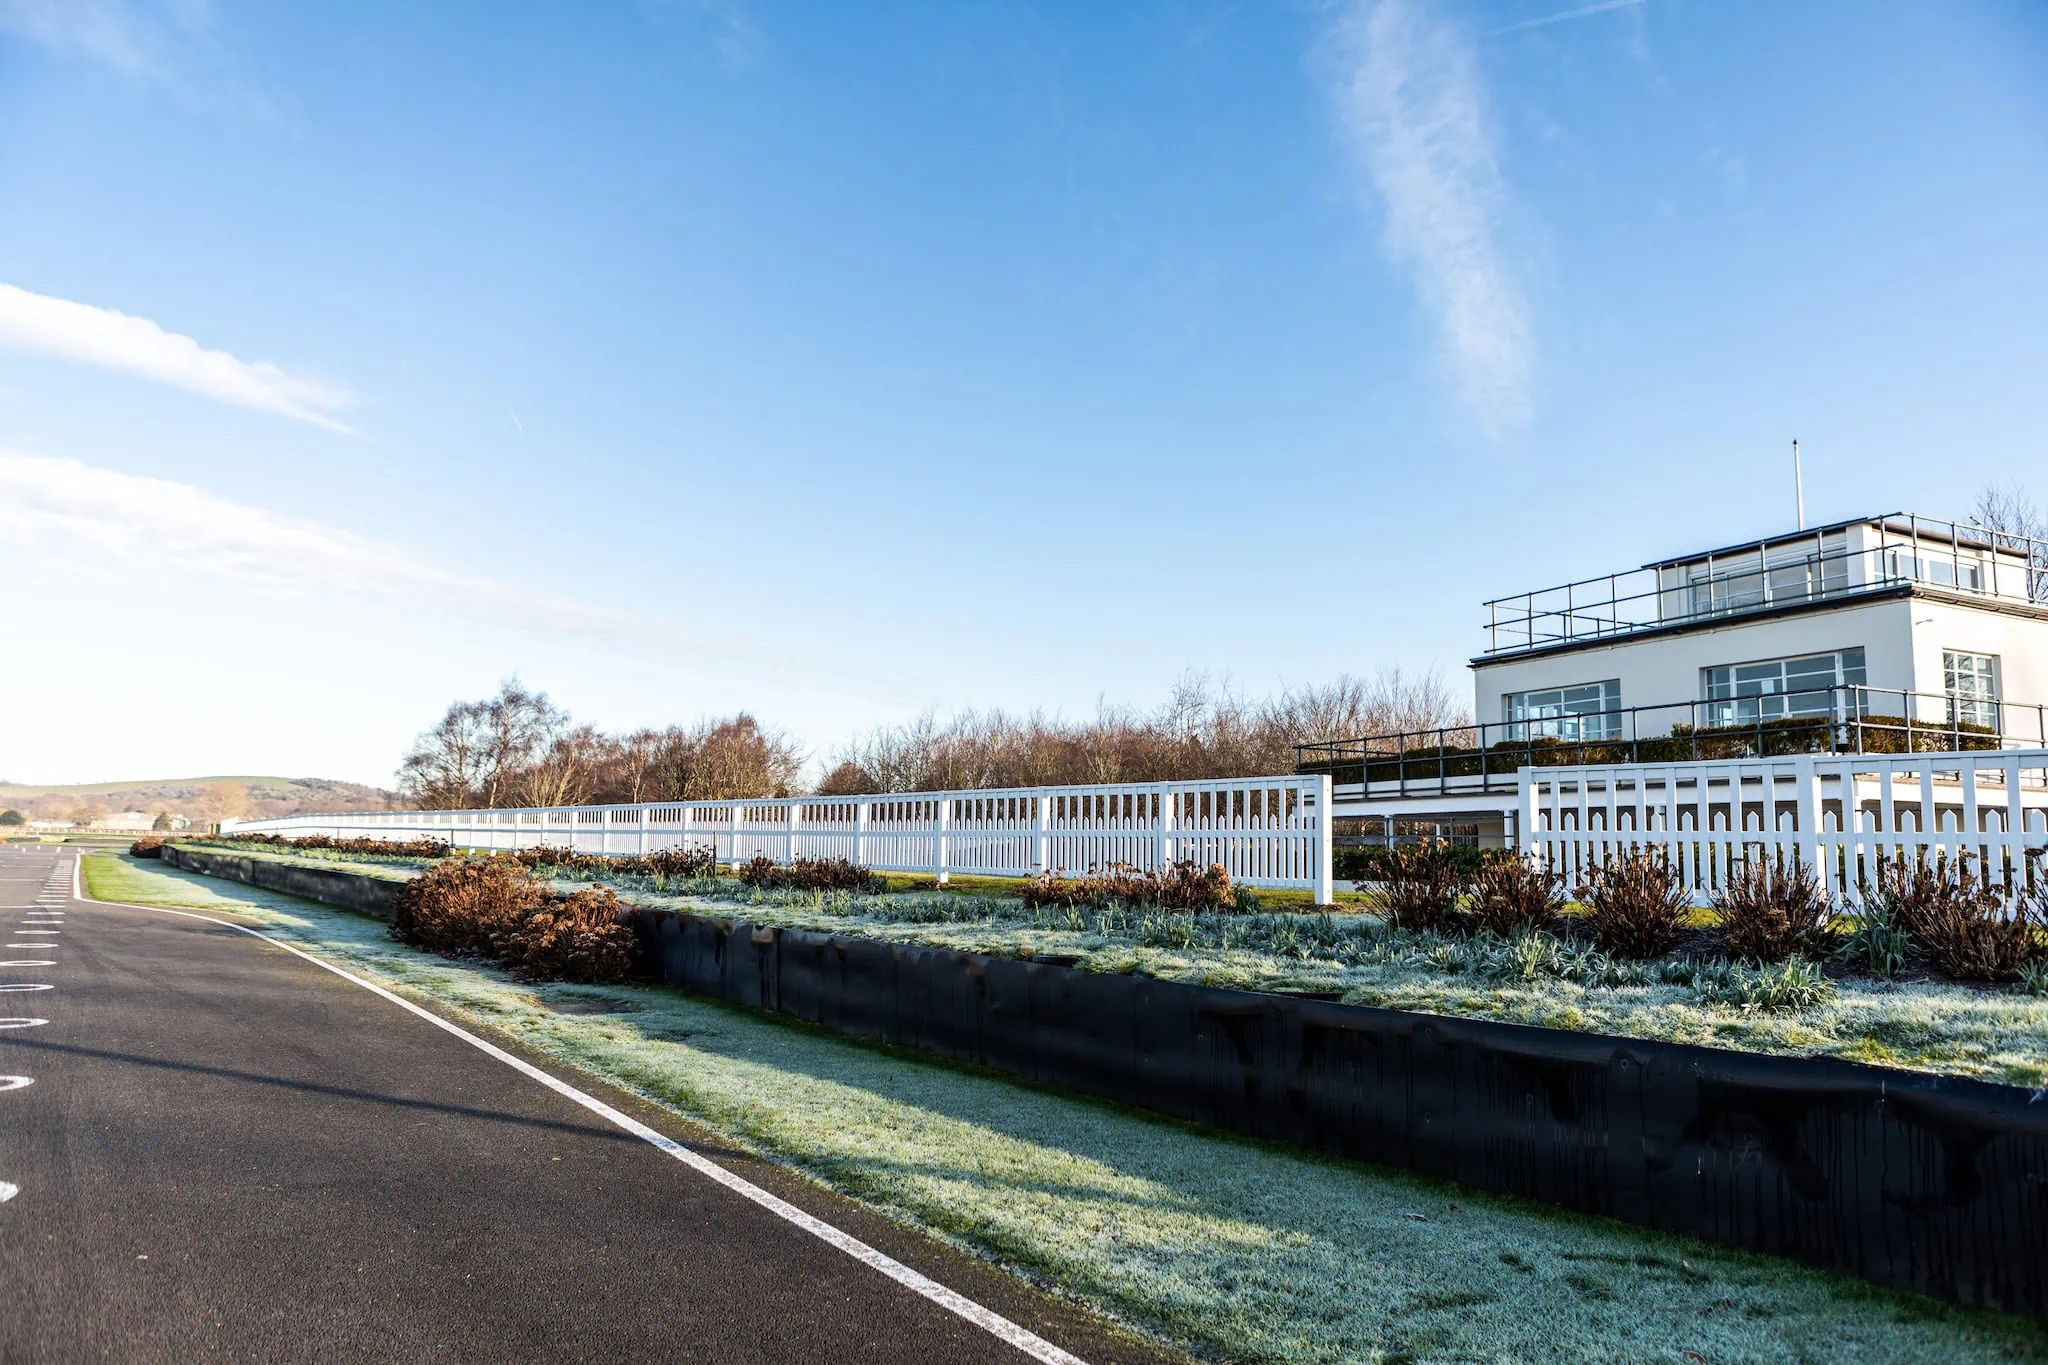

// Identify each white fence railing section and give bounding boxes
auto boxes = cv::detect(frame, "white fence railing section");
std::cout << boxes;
[1521,749,2048,905]
[224,775,1338,902]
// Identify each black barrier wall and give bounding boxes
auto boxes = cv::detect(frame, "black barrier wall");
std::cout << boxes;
[154,851,2048,1319]
[629,910,2048,1320]
[163,844,405,918]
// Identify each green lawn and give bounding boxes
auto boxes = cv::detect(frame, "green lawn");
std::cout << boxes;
[81,852,2048,1365]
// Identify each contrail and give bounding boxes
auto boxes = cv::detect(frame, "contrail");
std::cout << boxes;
[1491,0,1645,38]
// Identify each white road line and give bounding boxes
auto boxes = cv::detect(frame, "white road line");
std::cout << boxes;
[0,985,52,992]
[0,1077,31,1091]
[0,1020,48,1030]
[0,1182,16,1204]
[0,961,55,968]
[72,858,1091,1365]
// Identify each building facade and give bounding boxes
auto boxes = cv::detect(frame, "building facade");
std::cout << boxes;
[1303,512,2048,851]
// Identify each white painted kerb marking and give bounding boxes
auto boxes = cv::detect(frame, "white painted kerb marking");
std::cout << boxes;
[73,858,1090,1365]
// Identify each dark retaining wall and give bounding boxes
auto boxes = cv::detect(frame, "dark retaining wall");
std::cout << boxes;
[163,844,405,918]
[160,849,2048,1319]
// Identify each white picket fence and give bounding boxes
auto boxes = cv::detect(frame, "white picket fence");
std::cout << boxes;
[1520,749,2048,904]
[223,774,1337,901]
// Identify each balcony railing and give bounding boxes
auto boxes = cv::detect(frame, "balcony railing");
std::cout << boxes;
[1484,514,2048,657]
[1294,686,2048,799]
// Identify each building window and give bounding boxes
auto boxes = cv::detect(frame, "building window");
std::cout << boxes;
[1504,680,1621,741]
[1943,651,1999,729]
[1884,549,1985,592]
[1702,648,1866,726]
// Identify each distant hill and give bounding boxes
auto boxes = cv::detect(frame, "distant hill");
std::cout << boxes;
[0,776,398,822]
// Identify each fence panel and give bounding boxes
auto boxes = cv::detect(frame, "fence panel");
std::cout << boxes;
[223,774,1337,900]
[1520,749,2048,904]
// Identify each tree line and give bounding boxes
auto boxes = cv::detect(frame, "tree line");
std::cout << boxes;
[395,669,1465,809]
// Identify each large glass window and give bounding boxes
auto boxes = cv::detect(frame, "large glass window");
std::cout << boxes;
[1943,651,2000,729]
[1701,648,1866,725]
[1504,680,1621,741]
[1884,550,1985,592]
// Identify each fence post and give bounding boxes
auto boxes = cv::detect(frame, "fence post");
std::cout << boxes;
[1155,784,1172,873]
[935,797,951,885]
[1034,795,1050,875]
[787,801,801,866]
[1518,770,1539,863]
[1312,775,1334,905]
[1794,755,1822,880]
[855,800,869,867]
[638,806,648,857]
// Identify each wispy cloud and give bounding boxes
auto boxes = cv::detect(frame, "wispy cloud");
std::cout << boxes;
[0,451,639,638]
[1327,0,1531,433]
[0,283,354,432]
[1490,0,1645,38]
[0,0,211,77]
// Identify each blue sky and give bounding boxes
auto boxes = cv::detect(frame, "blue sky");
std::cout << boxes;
[2,0,2044,788]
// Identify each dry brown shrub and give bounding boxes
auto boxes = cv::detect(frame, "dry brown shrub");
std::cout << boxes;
[499,885,639,983]
[1875,854,2044,982]
[1468,856,1562,937]
[391,856,544,958]
[736,855,883,893]
[1020,861,1237,911]
[129,836,165,859]
[1369,841,1469,934]
[1713,859,1836,962]
[1580,849,1692,959]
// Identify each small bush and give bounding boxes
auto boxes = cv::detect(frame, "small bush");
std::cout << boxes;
[1019,861,1238,912]
[498,884,639,983]
[129,836,165,859]
[391,855,544,958]
[1896,855,2043,983]
[1369,841,1469,934]
[736,855,885,894]
[1713,859,1836,962]
[227,833,453,859]
[1468,856,1562,937]
[1579,850,1692,959]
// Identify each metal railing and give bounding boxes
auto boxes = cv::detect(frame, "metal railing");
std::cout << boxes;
[222,774,1337,901]
[1522,749,2048,904]
[1484,513,2048,656]
[1296,686,2048,800]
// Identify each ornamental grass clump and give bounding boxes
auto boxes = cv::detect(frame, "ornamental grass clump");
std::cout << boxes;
[1712,859,1837,962]
[391,854,544,959]
[498,884,638,984]
[1579,849,1691,960]
[1467,856,1563,937]
[1369,840,1469,934]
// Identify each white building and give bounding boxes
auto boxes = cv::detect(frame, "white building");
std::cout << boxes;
[1304,512,2048,848]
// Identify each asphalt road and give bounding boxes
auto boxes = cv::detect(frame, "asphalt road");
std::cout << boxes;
[0,846,1181,1364]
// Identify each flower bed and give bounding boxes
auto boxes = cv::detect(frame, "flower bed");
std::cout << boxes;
[177,842,2048,1087]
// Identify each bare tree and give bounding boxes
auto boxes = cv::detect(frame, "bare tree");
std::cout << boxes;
[1973,483,2048,601]
[398,679,566,809]
[827,666,1470,792]
[197,782,247,827]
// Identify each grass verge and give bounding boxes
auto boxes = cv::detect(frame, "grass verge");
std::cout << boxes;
[81,852,2048,1364]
